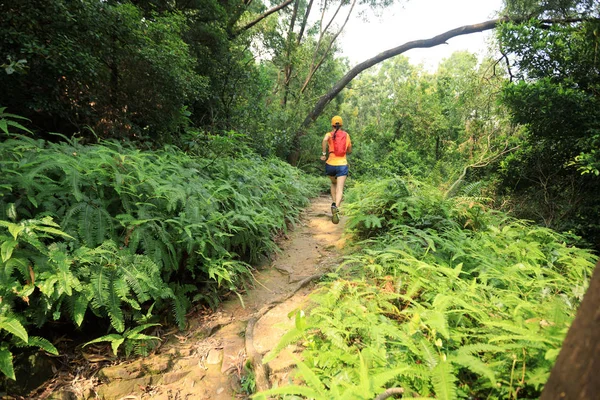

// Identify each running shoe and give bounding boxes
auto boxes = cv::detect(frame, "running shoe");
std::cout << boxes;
[331,206,340,224]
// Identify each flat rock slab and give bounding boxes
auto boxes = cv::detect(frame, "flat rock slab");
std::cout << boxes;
[99,361,145,381]
[95,376,154,399]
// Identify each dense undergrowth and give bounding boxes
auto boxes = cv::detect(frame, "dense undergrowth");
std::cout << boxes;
[257,177,597,400]
[0,134,319,383]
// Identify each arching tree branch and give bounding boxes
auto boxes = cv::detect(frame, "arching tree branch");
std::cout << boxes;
[298,16,594,132]
[300,17,511,129]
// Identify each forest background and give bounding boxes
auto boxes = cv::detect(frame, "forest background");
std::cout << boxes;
[0,0,599,398]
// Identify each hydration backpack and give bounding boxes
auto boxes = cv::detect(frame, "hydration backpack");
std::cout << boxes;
[331,129,348,157]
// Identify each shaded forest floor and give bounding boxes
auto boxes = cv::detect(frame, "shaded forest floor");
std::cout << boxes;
[35,195,347,400]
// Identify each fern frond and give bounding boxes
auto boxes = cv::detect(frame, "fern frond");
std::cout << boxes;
[71,294,88,327]
[47,243,81,297]
[293,355,328,397]
[371,366,411,389]
[106,271,125,333]
[431,359,457,400]
[253,385,323,400]
[455,343,504,356]
[168,289,187,330]
[84,334,124,356]
[64,202,113,247]
[412,337,438,370]
[421,310,450,339]
[0,348,15,380]
[0,316,28,343]
[449,353,496,385]
[263,328,305,364]
[27,336,59,355]
[90,266,125,333]
[459,181,485,197]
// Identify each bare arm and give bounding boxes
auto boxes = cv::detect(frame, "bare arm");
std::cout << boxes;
[320,133,330,161]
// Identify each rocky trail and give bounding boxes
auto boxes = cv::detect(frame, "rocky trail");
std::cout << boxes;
[40,196,347,400]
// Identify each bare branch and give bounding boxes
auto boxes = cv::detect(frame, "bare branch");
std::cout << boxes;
[281,0,301,106]
[444,140,520,199]
[301,0,357,93]
[296,0,315,45]
[499,45,514,82]
[311,0,345,71]
[233,0,295,36]
[321,0,344,36]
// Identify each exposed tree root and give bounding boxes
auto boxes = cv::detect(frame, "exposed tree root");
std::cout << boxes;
[249,272,323,322]
[374,387,404,400]
[245,317,270,392]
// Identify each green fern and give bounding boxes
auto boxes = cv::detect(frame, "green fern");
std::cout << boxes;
[431,359,457,400]
[71,294,89,327]
[63,201,114,247]
[14,336,59,355]
[0,107,32,136]
[83,323,160,357]
[0,316,28,343]
[81,241,177,333]
[263,177,597,399]
[449,352,497,385]
[0,348,16,381]
[263,310,307,363]
[0,316,59,380]
[254,356,327,400]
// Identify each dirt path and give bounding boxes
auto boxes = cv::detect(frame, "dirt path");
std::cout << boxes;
[50,196,347,400]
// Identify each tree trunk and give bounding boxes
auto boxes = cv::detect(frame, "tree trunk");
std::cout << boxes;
[540,260,600,399]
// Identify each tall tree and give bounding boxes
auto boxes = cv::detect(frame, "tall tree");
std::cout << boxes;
[0,0,206,141]
[496,1,600,247]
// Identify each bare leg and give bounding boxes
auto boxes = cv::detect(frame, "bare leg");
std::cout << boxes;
[329,176,337,204]
[334,175,347,207]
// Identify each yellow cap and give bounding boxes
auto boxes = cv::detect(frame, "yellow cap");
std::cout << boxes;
[331,115,343,127]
